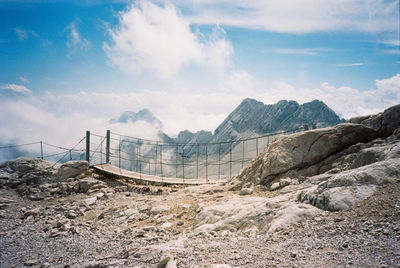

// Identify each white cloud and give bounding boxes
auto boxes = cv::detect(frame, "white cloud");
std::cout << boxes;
[173,0,399,34]
[257,74,400,119]
[14,27,38,40]
[15,28,28,40]
[271,48,331,56]
[382,49,400,55]
[379,40,400,46]
[334,62,364,67]
[1,73,399,159]
[0,97,164,160]
[104,1,233,78]
[43,89,236,135]
[0,84,32,95]
[19,76,29,83]
[66,19,90,51]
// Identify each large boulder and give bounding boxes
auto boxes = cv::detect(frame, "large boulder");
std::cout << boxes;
[348,104,400,137]
[1,157,54,174]
[298,158,400,211]
[0,158,57,187]
[260,124,377,179]
[57,161,89,180]
[232,123,377,189]
[194,195,318,234]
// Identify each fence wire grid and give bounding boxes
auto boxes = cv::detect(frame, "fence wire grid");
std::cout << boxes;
[0,127,309,181]
[87,127,304,181]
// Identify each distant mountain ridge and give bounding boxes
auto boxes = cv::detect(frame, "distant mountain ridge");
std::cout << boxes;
[113,98,344,146]
[109,98,345,173]
[171,98,344,146]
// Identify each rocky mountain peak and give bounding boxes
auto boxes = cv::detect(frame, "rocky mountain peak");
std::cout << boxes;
[213,98,343,142]
[109,109,163,128]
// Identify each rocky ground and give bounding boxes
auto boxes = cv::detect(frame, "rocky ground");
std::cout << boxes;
[1,104,400,268]
[0,159,399,268]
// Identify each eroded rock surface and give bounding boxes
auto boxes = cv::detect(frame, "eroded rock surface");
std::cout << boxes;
[348,104,400,137]
[231,123,378,190]
[57,160,89,180]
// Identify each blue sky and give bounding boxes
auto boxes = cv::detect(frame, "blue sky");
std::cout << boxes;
[0,0,399,147]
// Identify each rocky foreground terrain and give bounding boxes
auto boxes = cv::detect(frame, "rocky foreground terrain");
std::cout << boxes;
[1,104,400,268]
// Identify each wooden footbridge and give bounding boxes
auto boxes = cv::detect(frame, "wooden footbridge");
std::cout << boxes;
[0,127,306,186]
[93,163,222,186]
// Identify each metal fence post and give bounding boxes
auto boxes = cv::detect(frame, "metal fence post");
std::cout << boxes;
[138,139,142,178]
[175,144,178,178]
[106,130,110,164]
[256,138,258,156]
[229,142,232,179]
[160,144,163,179]
[100,137,103,164]
[40,141,43,160]
[155,142,158,176]
[136,140,139,172]
[205,145,208,182]
[218,143,221,180]
[118,136,121,168]
[86,131,90,163]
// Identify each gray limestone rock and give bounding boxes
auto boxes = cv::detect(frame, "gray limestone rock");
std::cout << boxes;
[57,161,89,180]
[270,182,280,191]
[238,187,253,195]
[150,205,170,215]
[348,104,400,137]
[298,158,400,211]
[233,123,377,189]
[77,177,102,193]
[157,253,177,268]
[6,157,54,173]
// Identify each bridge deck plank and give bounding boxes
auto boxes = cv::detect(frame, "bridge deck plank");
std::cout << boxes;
[93,164,220,185]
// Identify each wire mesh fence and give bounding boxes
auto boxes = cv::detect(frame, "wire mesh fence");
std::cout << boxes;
[0,126,306,181]
[88,127,304,181]
[0,139,86,164]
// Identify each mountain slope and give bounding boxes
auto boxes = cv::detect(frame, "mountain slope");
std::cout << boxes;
[212,98,343,142]
[117,99,343,165]
[174,98,344,147]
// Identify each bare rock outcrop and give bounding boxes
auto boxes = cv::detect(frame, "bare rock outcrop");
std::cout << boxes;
[348,104,400,137]
[57,160,89,180]
[228,103,400,215]
[298,158,400,211]
[0,157,54,173]
[0,158,107,200]
[194,195,318,234]
[231,123,378,190]
[231,104,400,192]
[0,157,57,188]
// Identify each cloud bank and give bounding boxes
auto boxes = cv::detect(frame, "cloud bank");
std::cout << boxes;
[0,74,399,155]
[14,27,38,40]
[175,0,399,34]
[66,19,90,52]
[0,84,32,95]
[257,74,400,118]
[104,1,233,78]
